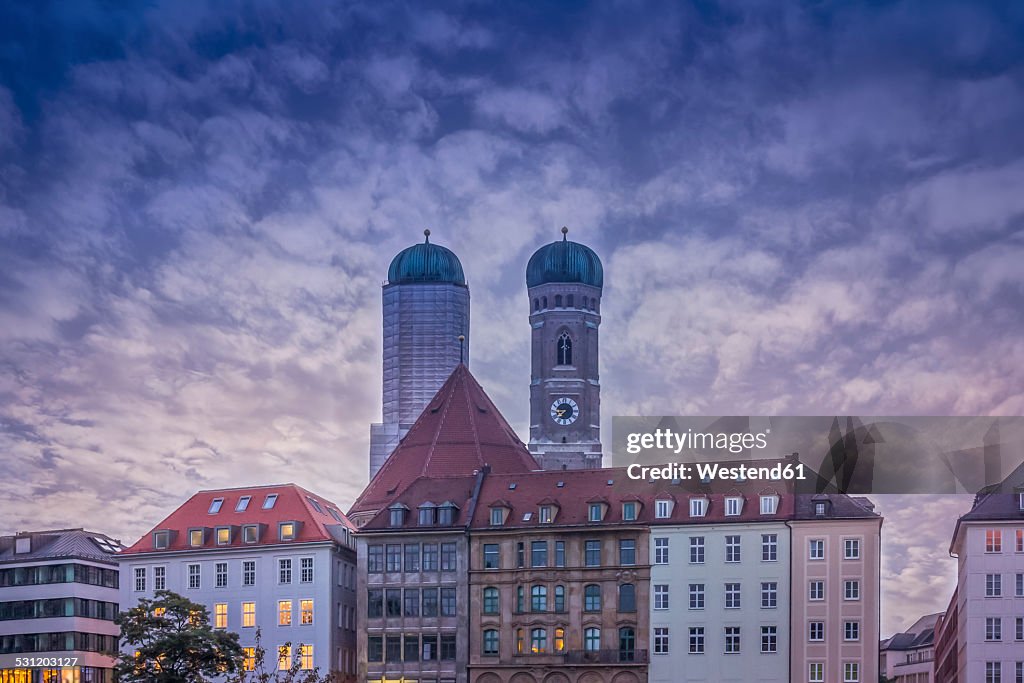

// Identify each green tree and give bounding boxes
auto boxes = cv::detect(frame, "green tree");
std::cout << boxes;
[230,628,335,683]
[116,590,244,683]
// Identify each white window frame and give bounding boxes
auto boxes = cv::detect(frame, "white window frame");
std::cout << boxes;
[725,496,742,516]
[655,499,672,519]
[654,537,669,564]
[809,539,825,560]
[759,495,778,515]
[689,498,707,517]
[844,621,860,641]
[654,584,669,610]
[809,580,824,601]
[844,538,861,559]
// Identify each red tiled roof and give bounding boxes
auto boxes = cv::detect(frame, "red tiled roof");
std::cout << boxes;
[349,364,538,516]
[121,483,354,555]
[359,475,479,531]
[468,466,798,529]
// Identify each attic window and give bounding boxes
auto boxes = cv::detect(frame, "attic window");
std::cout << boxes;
[189,529,204,547]
[209,498,224,514]
[556,481,565,488]
[307,497,324,514]
[438,503,458,526]
[153,531,169,550]
[622,502,637,521]
[216,527,231,545]
[725,496,743,516]
[490,508,505,526]
[655,500,672,519]
[262,494,278,510]
[588,503,604,522]
[1018,492,1024,511]
[509,483,517,490]
[539,506,554,523]
[522,512,533,522]
[689,498,707,518]
[607,480,614,486]
[418,503,437,526]
[815,502,827,517]
[14,537,30,554]
[328,508,343,523]
[279,522,296,541]
[760,495,779,515]
[242,525,259,544]
[92,537,122,554]
[389,505,408,528]
[235,496,251,512]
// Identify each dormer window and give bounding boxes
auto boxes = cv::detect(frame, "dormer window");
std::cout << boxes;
[689,498,707,518]
[235,496,251,512]
[760,495,779,515]
[153,531,170,550]
[725,496,743,516]
[262,494,278,510]
[438,502,458,526]
[814,501,828,517]
[208,498,224,514]
[242,525,259,544]
[588,503,604,522]
[306,497,324,514]
[490,508,506,526]
[655,500,672,519]
[14,537,30,554]
[418,503,436,526]
[216,527,231,545]
[539,506,554,523]
[278,522,296,541]
[389,505,408,528]
[189,529,204,547]
[622,502,637,521]
[1019,492,1024,511]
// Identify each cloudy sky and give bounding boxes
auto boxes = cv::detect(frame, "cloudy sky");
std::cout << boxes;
[2,0,1023,635]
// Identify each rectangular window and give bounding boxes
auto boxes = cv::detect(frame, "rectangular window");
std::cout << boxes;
[300,557,314,583]
[367,636,382,662]
[724,626,740,653]
[422,544,438,571]
[532,541,548,567]
[655,500,671,518]
[690,498,706,517]
[404,588,420,617]
[760,495,778,515]
[154,566,165,591]
[422,587,438,617]
[689,583,704,609]
[441,587,456,616]
[422,634,437,661]
[654,537,669,564]
[539,505,553,523]
[809,580,824,601]
[690,536,704,564]
[405,634,420,661]
[1018,529,1023,553]
[385,635,401,663]
[809,539,825,559]
[555,541,565,567]
[585,540,602,566]
[725,496,742,516]
[762,533,778,561]
[761,625,777,653]
[809,662,824,682]
[1017,573,1023,597]
[490,508,504,525]
[654,584,669,610]
[385,544,401,572]
[654,627,670,654]
[403,543,420,572]
[809,621,824,641]
[279,559,292,584]
[242,602,255,628]
[844,662,860,683]
[986,617,1002,641]
[299,644,313,670]
[554,585,565,612]
[134,567,146,592]
[688,626,704,654]
[385,589,401,617]
[845,580,860,601]
[215,562,228,588]
[725,535,741,563]
[243,525,258,544]
[517,542,525,567]
[987,529,1003,552]
[367,589,382,618]
[987,573,1002,597]
[440,633,456,660]
[986,662,1001,683]
[844,621,860,641]
[189,529,204,547]
[1017,661,1023,683]
[367,545,383,573]
[483,544,499,569]
[263,494,277,509]
[214,603,227,629]
[278,522,295,541]
[441,542,457,571]
[725,582,741,608]
[216,527,230,545]
[278,600,292,626]
[620,539,636,565]
[235,495,251,512]
[623,502,637,521]
[761,582,777,608]
[243,560,256,586]
[278,645,291,671]
[844,538,861,559]
[188,564,200,589]
[209,498,224,514]
[482,630,498,656]
[300,599,313,625]
[243,647,255,671]
[589,503,603,521]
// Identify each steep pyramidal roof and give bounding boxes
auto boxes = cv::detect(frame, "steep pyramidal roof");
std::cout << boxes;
[350,364,538,517]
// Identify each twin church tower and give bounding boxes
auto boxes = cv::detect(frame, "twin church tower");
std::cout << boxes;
[368,227,603,477]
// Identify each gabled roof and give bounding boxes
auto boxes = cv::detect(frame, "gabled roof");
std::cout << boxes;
[349,364,538,517]
[0,529,124,565]
[359,475,479,532]
[120,483,354,555]
[949,458,1024,553]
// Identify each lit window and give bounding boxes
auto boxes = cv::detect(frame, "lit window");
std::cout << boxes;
[623,502,637,521]
[262,494,278,510]
[216,527,230,545]
[531,627,547,653]
[689,498,707,517]
[554,627,565,652]
[243,647,255,671]
[278,645,291,671]
[279,522,296,541]
[725,496,742,516]
[242,602,255,627]
[278,600,292,626]
[300,599,314,625]
[242,525,258,544]
[539,506,553,523]
[214,603,227,629]
[235,496,251,512]
[1017,529,1023,553]
[760,495,778,515]
[209,498,224,514]
[843,662,860,682]
[986,529,1002,553]
[189,529,204,547]
[655,500,672,518]
[299,645,313,670]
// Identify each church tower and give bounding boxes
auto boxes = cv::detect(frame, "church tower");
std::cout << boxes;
[525,227,603,469]
[368,230,470,478]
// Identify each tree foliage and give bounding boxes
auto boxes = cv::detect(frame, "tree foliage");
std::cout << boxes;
[229,628,335,683]
[115,590,244,683]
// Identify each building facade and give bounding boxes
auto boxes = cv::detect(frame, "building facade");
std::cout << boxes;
[879,612,940,683]
[937,490,1024,683]
[119,484,357,681]
[526,228,603,470]
[467,469,651,683]
[0,529,123,683]
[369,230,471,479]
[790,494,882,683]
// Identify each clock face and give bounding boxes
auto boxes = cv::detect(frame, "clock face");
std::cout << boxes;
[550,397,580,425]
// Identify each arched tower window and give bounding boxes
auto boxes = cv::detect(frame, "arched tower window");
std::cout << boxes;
[582,296,588,309]
[542,296,548,309]
[533,298,540,312]
[557,332,572,366]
